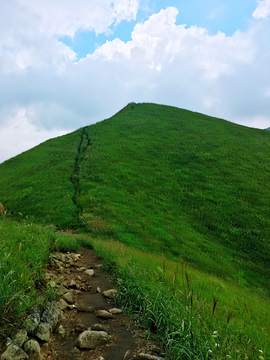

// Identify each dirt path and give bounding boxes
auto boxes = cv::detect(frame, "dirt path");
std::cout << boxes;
[41,249,165,360]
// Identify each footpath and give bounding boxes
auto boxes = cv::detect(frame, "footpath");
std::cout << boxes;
[1,249,166,360]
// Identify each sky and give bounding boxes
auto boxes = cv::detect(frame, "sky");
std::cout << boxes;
[0,0,270,164]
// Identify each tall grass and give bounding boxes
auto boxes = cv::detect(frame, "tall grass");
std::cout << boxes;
[90,237,270,360]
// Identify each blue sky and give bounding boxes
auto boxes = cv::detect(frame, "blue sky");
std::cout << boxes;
[60,0,257,59]
[0,0,270,163]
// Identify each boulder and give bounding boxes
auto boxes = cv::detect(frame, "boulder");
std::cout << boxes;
[76,330,110,349]
[1,344,29,360]
[23,340,40,360]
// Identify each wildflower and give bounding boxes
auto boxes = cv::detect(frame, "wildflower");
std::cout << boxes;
[215,343,220,347]
[213,331,218,335]
[208,350,212,353]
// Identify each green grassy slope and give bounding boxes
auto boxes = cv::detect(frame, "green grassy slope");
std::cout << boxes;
[0,102,269,293]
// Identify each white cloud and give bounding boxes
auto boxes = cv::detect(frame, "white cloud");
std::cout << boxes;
[253,0,270,18]
[0,108,69,164]
[0,3,270,163]
[91,7,255,79]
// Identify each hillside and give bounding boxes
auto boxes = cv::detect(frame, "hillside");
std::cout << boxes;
[0,103,270,359]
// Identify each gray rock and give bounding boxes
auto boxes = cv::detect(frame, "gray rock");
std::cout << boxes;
[84,269,94,276]
[12,329,28,348]
[23,340,40,360]
[95,310,113,319]
[62,291,74,304]
[23,311,41,334]
[1,344,29,360]
[35,322,50,342]
[41,301,62,329]
[76,330,110,349]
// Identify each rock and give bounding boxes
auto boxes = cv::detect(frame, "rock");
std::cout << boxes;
[136,354,165,360]
[109,308,122,314]
[78,267,87,272]
[57,325,65,337]
[23,340,41,360]
[91,324,108,332]
[68,280,77,289]
[12,329,28,348]
[57,285,69,295]
[71,253,80,262]
[57,298,69,310]
[35,322,50,342]
[1,344,29,360]
[96,287,102,293]
[84,269,94,276]
[103,289,117,298]
[62,291,74,304]
[41,301,62,329]
[95,310,113,319]
[23,310,41,335]
[76,330,110,349]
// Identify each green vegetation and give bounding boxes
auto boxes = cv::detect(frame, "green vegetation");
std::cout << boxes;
[0,102,269,358]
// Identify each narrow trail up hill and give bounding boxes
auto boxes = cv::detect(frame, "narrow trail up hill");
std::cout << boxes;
[41,249,165,360]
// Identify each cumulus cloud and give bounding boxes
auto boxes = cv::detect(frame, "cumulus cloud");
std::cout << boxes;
[253,0,270,18]
[0,2,270,163]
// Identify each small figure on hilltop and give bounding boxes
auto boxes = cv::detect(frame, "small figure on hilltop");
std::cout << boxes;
[0,202,6,216]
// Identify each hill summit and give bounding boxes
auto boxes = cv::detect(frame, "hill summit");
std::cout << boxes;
[0,102,269,291]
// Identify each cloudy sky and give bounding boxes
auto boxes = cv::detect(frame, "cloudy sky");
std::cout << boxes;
[0,0,270,163]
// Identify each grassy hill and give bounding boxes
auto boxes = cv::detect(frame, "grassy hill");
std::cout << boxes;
[0,102,270,358]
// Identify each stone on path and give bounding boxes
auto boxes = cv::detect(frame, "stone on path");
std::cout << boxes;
[57,298,69,311]
[95,310,114,319]
[23,340,41,360]
[76,330,110,349]
[84,269,94,276]
[109,308,122,314]
[103,289,117,298]
[62,291,74,304]
[137,353,166,360]
[1,344,29,360]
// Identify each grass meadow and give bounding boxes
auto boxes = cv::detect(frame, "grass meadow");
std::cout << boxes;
[0,103,269,358]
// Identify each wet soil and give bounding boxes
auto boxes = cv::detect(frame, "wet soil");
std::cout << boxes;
[41,249,164,360]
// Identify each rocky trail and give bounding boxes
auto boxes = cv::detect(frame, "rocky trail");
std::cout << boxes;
[1,249,166,360]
